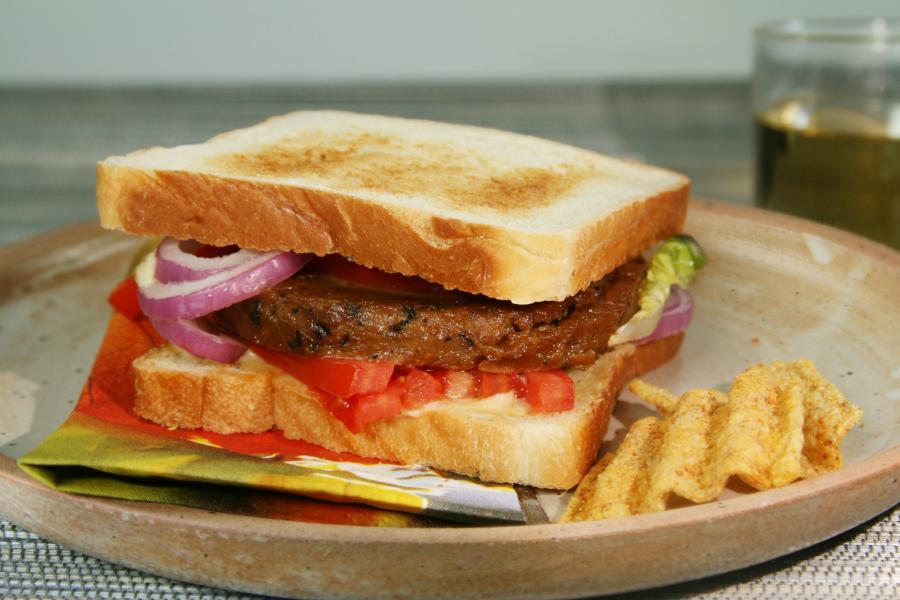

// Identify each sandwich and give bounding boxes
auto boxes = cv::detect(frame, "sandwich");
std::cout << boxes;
[96,111,705,490]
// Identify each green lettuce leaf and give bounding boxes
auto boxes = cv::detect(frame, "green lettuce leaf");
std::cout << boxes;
[608,235,708,345]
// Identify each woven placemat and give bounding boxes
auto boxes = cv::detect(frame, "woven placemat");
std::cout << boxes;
[1,506,897,599]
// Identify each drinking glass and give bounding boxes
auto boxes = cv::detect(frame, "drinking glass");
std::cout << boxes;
[753,18,900,248]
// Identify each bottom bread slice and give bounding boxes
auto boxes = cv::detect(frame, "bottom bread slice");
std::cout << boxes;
[133,333,683,489]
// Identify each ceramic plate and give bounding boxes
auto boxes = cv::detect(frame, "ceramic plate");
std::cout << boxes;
[1,200,898,599]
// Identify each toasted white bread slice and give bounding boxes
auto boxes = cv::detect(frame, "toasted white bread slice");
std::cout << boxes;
[98,111,689,304]
[132,333,683,489]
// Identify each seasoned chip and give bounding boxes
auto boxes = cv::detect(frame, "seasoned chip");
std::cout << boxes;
[563,359,862,522]
[626,379,679,415]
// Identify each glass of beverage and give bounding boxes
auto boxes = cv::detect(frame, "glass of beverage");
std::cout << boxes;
[753,18,900,248]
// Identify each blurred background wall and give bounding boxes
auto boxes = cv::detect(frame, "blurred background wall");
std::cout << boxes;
[2,0,897,83]
[1,0,897,243]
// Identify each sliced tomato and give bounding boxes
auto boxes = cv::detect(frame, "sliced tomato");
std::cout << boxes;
[308,254,443,294]
[435,369,477,399]
[475,371,521,398]
[510,373,528,399]
[400,368,444,408]
[340,380,405,434]
[319,380,405,433]
[319,393,356,432]
[107,276,142,320]
[251,345,394,397]
[522,370,575,413]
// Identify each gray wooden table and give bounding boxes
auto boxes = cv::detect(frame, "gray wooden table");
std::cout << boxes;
[0,83,896,598]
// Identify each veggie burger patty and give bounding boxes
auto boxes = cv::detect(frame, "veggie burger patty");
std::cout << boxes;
[216,258,647,372]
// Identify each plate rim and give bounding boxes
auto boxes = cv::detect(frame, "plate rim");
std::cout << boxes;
[688,198,900,268]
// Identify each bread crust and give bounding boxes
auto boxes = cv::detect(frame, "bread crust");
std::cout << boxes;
[96,111,689,303]
[132,333,684,489]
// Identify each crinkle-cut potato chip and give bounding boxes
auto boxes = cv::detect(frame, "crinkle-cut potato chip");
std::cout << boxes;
[626,379,679,415]
[563,359,862,522]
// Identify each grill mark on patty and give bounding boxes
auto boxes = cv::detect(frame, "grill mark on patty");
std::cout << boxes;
[312,321,331,339]
[390,305,418,333]
[458,332,476,347]
[217,258,647,371]
[249,299,262,326]
[287,331,304,350]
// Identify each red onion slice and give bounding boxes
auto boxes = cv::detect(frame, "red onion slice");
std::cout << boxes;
[155,238,262,283]
[634,286,694,345]
[136,249,310,320]
[151,317,247,363]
